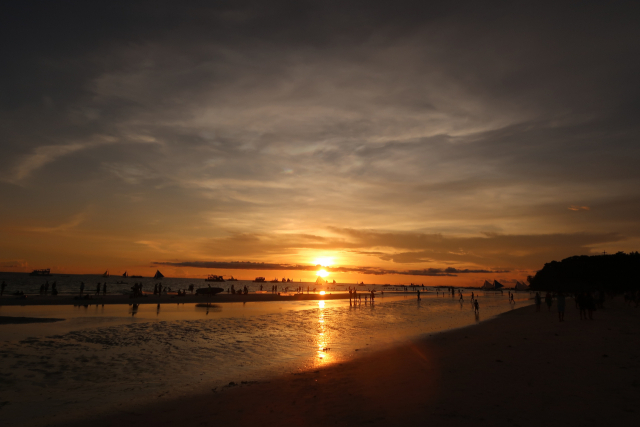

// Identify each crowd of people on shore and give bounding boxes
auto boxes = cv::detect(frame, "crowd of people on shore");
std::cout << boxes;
[37,280,58,296]
[348,288,376,305]
[534,290,608,322]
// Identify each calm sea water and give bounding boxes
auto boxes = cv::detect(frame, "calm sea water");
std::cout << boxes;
[0,272,413,295]
[0,275,532,426]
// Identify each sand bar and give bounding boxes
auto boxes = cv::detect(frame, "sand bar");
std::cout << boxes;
[51,297,640,427]
[0,316,64,324]
[0,292,354,306]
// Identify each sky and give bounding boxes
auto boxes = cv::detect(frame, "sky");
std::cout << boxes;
[1,1,639,285]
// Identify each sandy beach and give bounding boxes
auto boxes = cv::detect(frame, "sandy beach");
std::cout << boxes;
[36,296,637,427]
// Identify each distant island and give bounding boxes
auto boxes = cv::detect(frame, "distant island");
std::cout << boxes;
[529,251,640,292]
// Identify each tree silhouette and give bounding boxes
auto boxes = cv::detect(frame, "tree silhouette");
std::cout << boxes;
[529,252,640,292]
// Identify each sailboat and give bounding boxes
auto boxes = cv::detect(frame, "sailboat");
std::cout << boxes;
[103,270,110,278]
[480,280,494,290]
[122,271,128,278]
[153,270,164,279]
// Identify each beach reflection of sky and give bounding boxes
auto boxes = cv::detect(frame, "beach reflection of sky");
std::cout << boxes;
[0,292,531,427]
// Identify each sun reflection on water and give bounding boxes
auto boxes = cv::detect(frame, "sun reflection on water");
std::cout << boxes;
[315,300,331,364]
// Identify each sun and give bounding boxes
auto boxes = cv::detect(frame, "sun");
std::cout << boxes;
[314,257,333,267]
[316,269,329,277]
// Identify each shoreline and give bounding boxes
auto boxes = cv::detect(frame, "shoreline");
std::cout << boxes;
[49,296,640,427]
[0,292,356,306]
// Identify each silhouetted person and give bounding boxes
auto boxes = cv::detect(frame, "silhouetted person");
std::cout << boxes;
[103,283,107,295]
[80,282,85,295]
[96,283,101,295]
[417,289,420,300]
[585,292,595,320]
[557,292,566,322]
[545,292,553,311]
[577,292,586,320]
[474,299,479,314]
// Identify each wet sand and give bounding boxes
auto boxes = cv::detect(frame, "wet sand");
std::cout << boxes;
[52,297,640,427]
[0,316,64,324]
[0,292,353,306]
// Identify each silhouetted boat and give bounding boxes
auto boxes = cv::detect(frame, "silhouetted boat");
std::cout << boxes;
[30,269,51,276]
[195,286,224,296]
[253,277,266,282]
[205,275,225,282]
[227,276,239,281]
[270,278,280,283]
[515,281,529,290]
[153,270,164,279]
[122,271,128,278]
[481,280,505,290]
[103,270,110,278]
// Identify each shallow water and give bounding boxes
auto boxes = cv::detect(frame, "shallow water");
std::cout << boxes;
[0,272,366,296]
[0,291,531,426]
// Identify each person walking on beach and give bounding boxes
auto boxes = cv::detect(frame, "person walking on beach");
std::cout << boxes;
[474,299,479,314]
[585,292,595,320]
[577,292,587,320]
[557,292,566,322]
[535,292,542,312]
[80,282,85,295]
[417,289,421,300]
[103,282,107,295]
